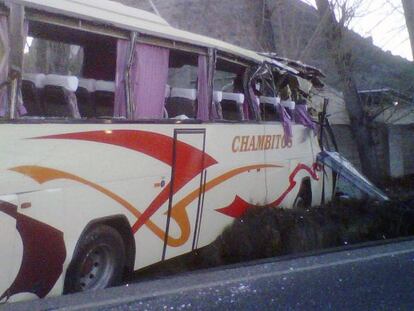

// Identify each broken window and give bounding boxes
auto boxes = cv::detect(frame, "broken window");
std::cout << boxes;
[21,20,117,119]
[165,50,198,120]
[258,71,280,122]
[213,59,247,121]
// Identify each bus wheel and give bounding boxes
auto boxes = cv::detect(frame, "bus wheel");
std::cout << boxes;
[64,225,126,294]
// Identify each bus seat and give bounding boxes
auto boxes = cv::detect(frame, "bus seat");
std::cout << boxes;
[221,92,244,121]
[166,88,197,119]
[23,73,46,89]
[280,100,296,120]
[95,80,115,118]
[77,79,97,118]
[280,100,296,110]
[260,96,280,121]
[43,75,80,118]
[22,73,46,116]
[44,74,78,92]
[95,80,115,93]
[213,91,223,119]
[165,84,171,98]
[78,78,96,93]
[213,91,223,104]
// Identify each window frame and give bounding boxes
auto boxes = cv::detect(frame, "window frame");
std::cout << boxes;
[7,7,263,125]
[213,54,261,123]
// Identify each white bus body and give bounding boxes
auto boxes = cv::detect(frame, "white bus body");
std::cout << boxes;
[0,0,332,303]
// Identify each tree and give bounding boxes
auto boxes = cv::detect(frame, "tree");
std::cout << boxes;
[402,0,414,59]
[315,0,380,182]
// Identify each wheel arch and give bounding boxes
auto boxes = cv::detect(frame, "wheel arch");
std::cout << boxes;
[294,177,313,208]
[70,215,136,278]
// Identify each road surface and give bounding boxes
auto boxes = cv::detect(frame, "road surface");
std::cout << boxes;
[4,239,414,310]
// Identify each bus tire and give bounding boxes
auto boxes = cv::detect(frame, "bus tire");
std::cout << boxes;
[64,225,126,294]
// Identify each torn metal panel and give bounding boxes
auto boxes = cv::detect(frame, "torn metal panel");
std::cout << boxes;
[263,53,325,77]
[260,52,325,89]
[317,151,390,202]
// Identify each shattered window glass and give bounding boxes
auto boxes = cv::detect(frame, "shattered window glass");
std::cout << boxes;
[24,38,84,76]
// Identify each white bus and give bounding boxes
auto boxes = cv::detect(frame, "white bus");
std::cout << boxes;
[0,0,331,303]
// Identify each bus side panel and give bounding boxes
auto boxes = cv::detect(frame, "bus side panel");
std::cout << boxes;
[196,123,266,249]
[0,124,173,298]
[0,194,21,303]
[265,124,320,208]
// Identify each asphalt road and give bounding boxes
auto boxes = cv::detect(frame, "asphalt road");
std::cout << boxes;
[5,239,414,311]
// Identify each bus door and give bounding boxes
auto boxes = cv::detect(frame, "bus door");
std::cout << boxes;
[162,129,207,261]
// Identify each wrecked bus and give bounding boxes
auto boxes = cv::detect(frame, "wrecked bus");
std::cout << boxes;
[0,0,332,302]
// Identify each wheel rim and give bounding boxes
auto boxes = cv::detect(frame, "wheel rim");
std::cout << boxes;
[78,244,115,291]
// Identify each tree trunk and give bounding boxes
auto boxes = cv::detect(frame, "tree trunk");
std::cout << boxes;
[315,0,380,183]
[402,0,414,59]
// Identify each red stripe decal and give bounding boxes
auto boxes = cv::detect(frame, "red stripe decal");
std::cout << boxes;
[269,163,320,207]
[33,130,218,234]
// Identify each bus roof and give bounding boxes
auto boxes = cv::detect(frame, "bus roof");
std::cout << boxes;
[12,0,265,63]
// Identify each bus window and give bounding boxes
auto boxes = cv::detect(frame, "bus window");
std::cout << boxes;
[23,37,84,118]
[22,21,117,120]
[166,50,198,120]
[259,76,281,122]
[214,59,248,121]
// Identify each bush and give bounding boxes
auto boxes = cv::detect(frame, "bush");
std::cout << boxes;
[196,198,414,268]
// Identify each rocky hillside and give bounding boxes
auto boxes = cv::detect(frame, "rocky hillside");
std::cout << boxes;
[116,0,414,95]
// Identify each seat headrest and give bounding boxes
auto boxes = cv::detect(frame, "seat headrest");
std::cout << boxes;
[44,74,79,92]
[260,96,281,106]
[95,80,115,93]
[170,88,197,101]
[280,100,296,110]
[222,92,245,104]
[78,78,96,93]
[213,91,223,103]
[165,85,171,98]
[23,73,46,88]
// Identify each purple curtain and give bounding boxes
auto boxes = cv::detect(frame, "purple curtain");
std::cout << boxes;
[133,43,169,119]
[197,55,209,121]
[114,39,129,118]
[277,104,293,144]
[295,103,316,134]
[0,15,9,116]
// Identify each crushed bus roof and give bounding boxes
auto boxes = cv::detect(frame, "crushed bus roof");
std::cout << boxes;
[10,0,266,63]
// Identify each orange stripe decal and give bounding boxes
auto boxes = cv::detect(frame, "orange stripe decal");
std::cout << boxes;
[165,164,282,246]
[10,166,164,242]
[10,164,282,247]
